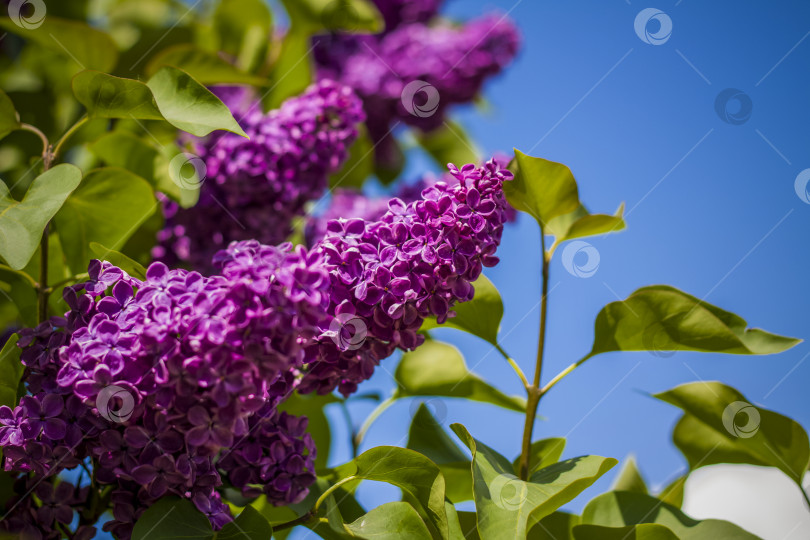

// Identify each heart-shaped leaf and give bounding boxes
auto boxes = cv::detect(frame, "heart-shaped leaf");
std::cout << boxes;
[146,67,247,138]
[0,164,81,270]
[72,71,163,120]
[546,203,625,243]
[394,341,526,412]
[131,496,213,540]
[344,502,432,539]
[407,403,473,503]
[0,334,23,409]
[421,274,504,346]
[579,491,759,539]
[451,423,616,540]
[0,90,20,141]
[0,17,118,72]
[611,456,648,494]
[216,506,273,539]
[655,381,810,484]
[587,285,800,359]
[53,167,156,274]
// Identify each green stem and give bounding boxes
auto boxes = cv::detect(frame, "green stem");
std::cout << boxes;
[0,265,38,288]
[538,354,592,397]
[353,396,395,449]
[313,476,356,514]
[273,511,316,532]
[495,343,530,391]
[46,272,89,293]
[19,123,52,167]
[37,223,49,323]
[518,234,550,481]
[52,116,88,160]
[339,401,359,458]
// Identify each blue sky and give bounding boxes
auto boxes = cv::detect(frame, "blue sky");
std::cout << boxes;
[327,0,810,521]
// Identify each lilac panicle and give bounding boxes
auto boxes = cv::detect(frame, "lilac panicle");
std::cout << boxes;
[154,79,364,270]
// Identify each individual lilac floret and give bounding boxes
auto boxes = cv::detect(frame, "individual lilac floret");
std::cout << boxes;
[296,158,511,395]
[0,246,327,537]
[154,79,365,270]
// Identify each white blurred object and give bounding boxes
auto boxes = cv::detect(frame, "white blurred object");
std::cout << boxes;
[682,464,810,539]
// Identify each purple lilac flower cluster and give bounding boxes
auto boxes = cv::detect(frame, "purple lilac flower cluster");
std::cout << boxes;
[297,158,513,396]
[0,246,327,538]
[154,79,365,270]
[314,2,519,167]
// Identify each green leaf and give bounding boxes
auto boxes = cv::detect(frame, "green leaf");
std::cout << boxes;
[407,403,473,503]
[212,0,272,72]
[587,285,801,358]
[451,423,617,540]
[0,267,37,327]
[216,506,273,539]
[506,150,625,242]
[345,502,432,539]
[279,391,340,470]
[528,512,579,540]
[416,121,479,171]
[0,164,82,270]
[144,45,269,86]
[611,456,648,494]
[131,496,213,540]
[573,523,678,540]
[72,71,163,120]
[579,491,760,539]
[347,446,448,539]
[421,274,503,346]
[0,17,118,72]
[657,475,685,509]
[265,27,312,109]
[282,0,383,33]
[511,438,566,477]
[504,150,580,227]
[53,167,156,274]
[394,341,526,412]
[0,334,23,409]
[146,67,247,138]
[89,242,147,280]
[0,90,20,141]
[456,512,481,540]
[655,381,810,484]
[546,203,625,244]
[330,127,374,190]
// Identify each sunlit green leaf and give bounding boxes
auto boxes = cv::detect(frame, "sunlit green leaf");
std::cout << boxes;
[279,391,340,470]
[504,150,579,227]
[421,274,503,346]
[528,512,579,540]
[395,341,526,412]
[265,27,312,109]
[212,0,272,72]
[54,167,156,274]
[146,67,247,137]
[451,423,617,540]
[0,17,118,72]
[145,45,269,86]
[611,456,648,494]
[657,475,685,509]
[546,203,625,244]
[0,164,81,270]
[417,121,479,170]
[131,496,213,540]
[573,523,678,540]
[0,90,20,141]
[216,506,273,539]
[511,438,566,477]
[72,71,163,120]
[281,0,383,33]
[579,491,759,539]
[89,242,147,280]
[0,334,23,409]
[344,502,432,539]
[407,403,472,503]
[587,285,801,358]
[656,381,810,484]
